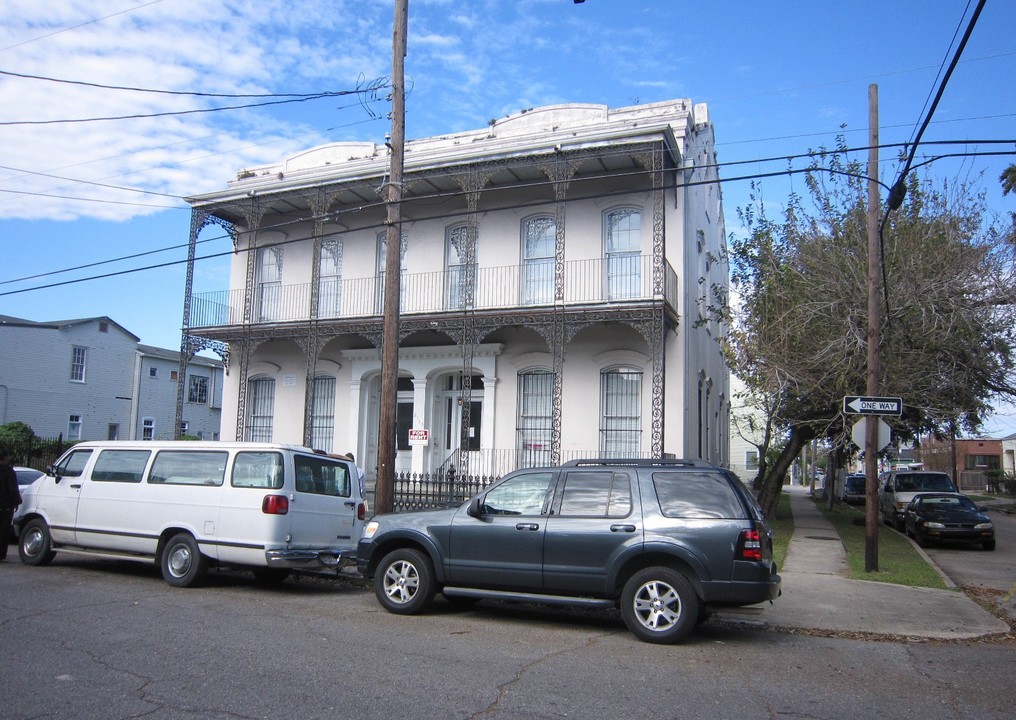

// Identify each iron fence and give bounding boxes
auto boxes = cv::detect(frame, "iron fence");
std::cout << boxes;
[0,435,74,471]
[390,471,498,513]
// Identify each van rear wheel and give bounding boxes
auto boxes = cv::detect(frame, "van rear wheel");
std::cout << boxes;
[160,533,207,588]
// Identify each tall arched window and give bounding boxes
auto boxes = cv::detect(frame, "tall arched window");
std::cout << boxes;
[256,247,283,321]
[376,231,407,313]
[446,224,476,309]
[600,367,642,456]
[317,240,343,318]
[522,216,555,305]
[604,209,641,300]
[516,369,554,467]
[246,377,275,442]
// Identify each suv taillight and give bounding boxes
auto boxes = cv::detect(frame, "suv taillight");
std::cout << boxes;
[262,495,289,515]
[737,529,762,561]
[357,502,367,521]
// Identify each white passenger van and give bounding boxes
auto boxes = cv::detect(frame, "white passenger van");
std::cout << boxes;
[17,441,367,587]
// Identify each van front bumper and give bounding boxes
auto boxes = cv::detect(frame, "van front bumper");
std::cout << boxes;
[264,547,356,571]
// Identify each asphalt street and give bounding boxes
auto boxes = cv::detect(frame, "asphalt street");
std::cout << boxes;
[1,556,1014,720]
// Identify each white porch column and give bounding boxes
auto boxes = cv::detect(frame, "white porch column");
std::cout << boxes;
[411,377,428,475]
[347,379,362,461]
[482,374,497,452]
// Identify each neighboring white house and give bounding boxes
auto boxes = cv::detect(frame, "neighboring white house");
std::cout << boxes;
[132,345,224,441]
[180,100,730,480]
[0,314,222,442]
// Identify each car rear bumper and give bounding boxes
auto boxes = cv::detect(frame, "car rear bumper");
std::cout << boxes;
[703,563,781,605]
[265,547,356,570]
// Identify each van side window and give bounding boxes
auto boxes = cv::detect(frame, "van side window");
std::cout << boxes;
[232,452,284,489]
[150,451,227,486]
[92,450,151,483]
[55,449,92,478]
[295,454,351,497]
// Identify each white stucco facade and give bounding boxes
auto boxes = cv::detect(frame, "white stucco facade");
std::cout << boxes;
[182,100,729,480]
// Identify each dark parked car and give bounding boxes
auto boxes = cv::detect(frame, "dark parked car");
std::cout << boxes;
[841,473,866,505]
[904,493,995,550]
[358,458,781,644]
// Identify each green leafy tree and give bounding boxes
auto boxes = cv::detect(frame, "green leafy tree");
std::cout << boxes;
[713,148,1016,517]
[0,421,36,446]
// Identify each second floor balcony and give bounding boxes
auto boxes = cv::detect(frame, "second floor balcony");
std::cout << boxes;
[186,254,679,330]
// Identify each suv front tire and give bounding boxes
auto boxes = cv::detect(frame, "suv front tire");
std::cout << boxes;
[375,548,436,614]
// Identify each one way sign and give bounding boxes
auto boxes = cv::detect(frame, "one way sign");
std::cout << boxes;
[842,396,903,416]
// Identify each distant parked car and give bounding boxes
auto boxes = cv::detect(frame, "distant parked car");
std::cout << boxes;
[10,467,44,540]
[878,470,957,531]
[903,493,995,551]
[841,473,867,505]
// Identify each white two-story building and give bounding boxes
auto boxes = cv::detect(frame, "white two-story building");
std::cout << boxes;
[180,100,730,481]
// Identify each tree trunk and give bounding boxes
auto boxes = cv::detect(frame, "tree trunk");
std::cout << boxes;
[756,424,816,518]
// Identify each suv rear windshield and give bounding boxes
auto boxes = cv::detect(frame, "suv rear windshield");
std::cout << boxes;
[653,472,747,519]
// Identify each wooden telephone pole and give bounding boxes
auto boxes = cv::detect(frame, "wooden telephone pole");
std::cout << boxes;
[375,0,408,515]
[864,83,881,572]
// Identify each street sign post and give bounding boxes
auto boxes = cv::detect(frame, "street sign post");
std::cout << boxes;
[842,396,903,416]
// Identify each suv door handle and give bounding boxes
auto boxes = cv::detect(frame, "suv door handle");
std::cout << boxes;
[610,524,636,533]
[515,523,540,531]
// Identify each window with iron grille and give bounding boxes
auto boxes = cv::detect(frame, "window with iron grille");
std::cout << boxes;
[600,367,642,456]
[517,369,553,467]
[310,376,336,452]
[246,377,275,442]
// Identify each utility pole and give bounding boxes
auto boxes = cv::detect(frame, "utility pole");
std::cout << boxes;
[864,84,881,572]
[375,0,408,515]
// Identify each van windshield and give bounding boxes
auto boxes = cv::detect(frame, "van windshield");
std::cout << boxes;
[895,473,955,492]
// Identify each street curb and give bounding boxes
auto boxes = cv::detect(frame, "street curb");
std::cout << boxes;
[904,534,958,589]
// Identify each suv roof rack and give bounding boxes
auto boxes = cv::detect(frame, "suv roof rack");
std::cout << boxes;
[562,458,713,468]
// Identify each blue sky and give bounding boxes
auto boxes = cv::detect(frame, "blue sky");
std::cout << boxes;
[1,0,1014,432]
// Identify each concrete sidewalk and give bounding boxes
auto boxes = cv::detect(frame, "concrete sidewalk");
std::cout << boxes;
[716,485,1011,639]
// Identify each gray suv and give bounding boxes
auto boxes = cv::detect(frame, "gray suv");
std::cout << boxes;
[357,459,781,643]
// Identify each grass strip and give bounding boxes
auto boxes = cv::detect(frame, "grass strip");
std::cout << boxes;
[768,489,793,571]
[810,496,950,590]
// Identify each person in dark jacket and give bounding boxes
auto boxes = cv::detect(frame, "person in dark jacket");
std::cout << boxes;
[0,450,22,561]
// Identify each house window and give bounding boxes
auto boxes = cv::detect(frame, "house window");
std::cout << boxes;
[70,346,87,382]
[965,455,999,470]
[445,224,476,309]
[246,377,275,442]
[516,369,553,467]
[600,367,642,456]
[99,322,109,333]
[310,376,336,452]
[142,417,155,441]
[257,246,283,321]
[375,231,407,313]
[68,414,82,441]
[746,449,759,471]
[170,370,179,381]
[605,208,641,300]
[188,375,209,404]
[180,421,189,437]
[149,367,158,378]
[522,216,555,305]
[108,424,120,441]
[317,239,343,318]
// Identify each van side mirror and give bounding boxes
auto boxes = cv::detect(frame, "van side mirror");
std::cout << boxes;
[47,464,62,484]
[467,496,483,518]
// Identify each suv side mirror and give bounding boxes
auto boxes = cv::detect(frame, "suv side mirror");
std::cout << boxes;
[467,496,483,518]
